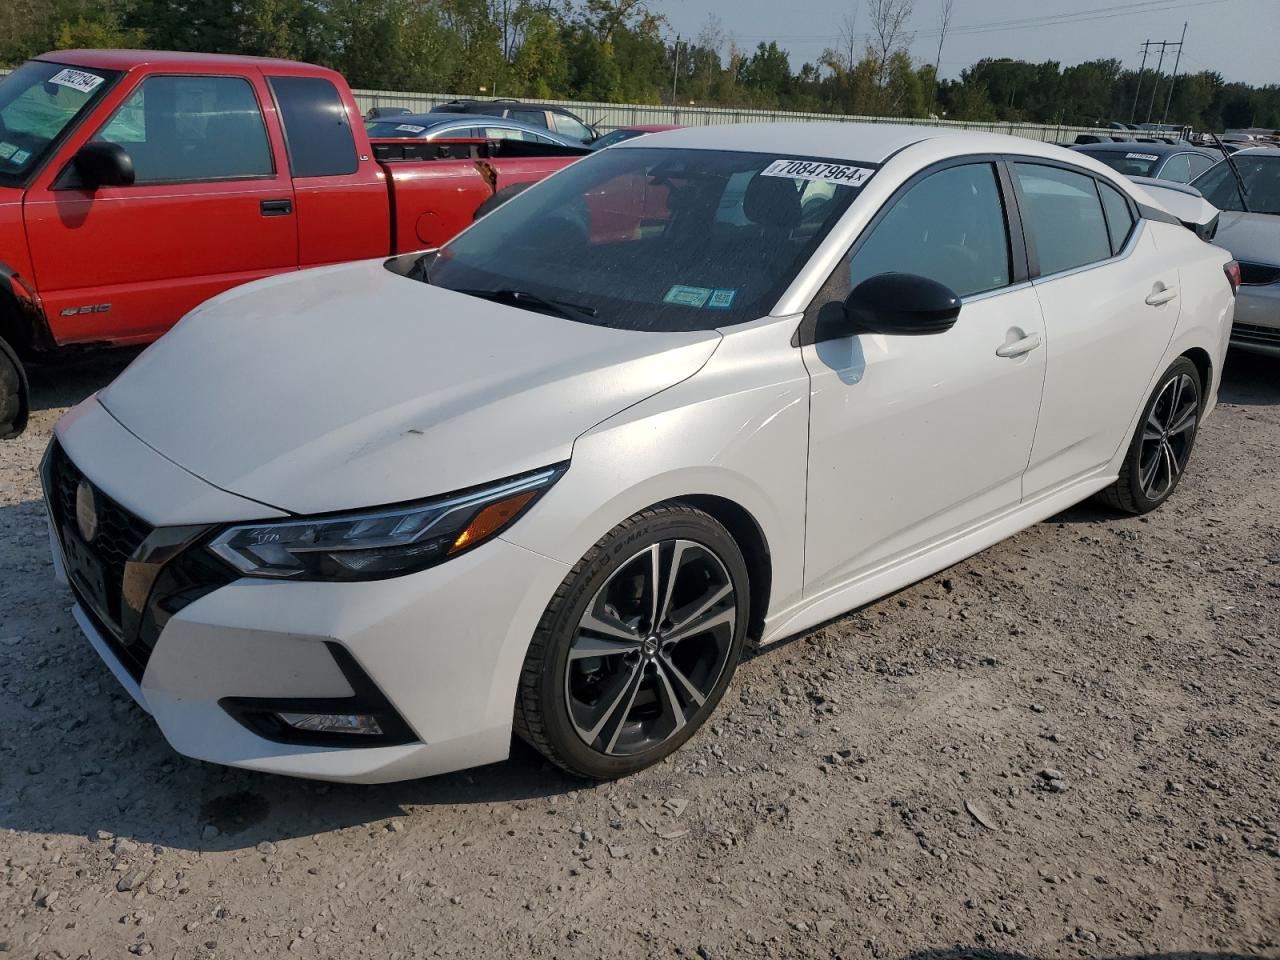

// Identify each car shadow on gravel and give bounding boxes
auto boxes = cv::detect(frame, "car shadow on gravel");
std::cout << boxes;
[24,347,141,413]
[1219,348,1279,406]
[902,952,1265,960]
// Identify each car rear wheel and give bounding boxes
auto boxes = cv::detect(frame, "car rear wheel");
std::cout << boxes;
[514,504,749,780]
[1097,357,1201,514]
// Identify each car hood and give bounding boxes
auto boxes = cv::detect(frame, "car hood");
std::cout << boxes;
[99,259,720,515]
[1213,211,1280,266]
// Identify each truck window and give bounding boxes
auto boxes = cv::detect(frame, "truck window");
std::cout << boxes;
[267,76,358,178]
[95,75,273,184]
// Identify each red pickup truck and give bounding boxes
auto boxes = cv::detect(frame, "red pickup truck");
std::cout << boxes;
[0,50,589,437]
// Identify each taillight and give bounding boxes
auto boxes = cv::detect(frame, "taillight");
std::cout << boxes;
[1224,260,1241,294]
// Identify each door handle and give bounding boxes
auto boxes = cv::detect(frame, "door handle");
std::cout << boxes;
[260,198,292,217]
[995,333,1042,358]
[1145,284,1178,306]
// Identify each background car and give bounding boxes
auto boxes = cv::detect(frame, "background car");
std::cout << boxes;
[1071,141,1219,182]
[589,124,682,150]
[1191,148,1280,355]
[430,98,599,143]
[364,113,580,147]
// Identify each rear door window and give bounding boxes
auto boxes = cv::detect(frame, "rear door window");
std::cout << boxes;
[1014,163,1113,276]
[267,75,358,178]
[511,109,548,128]
[95,74,273,183]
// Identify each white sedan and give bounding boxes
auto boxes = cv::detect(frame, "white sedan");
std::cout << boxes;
[43,124,1235,783]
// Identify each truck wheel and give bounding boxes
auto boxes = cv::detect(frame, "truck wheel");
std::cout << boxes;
[0,337,29,439]
[474,182,534,221]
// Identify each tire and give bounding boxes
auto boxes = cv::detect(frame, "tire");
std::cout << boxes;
[514,503,750,780]
[0,337,28,440]
[473,182,534,221]
[1097,357,1202,515]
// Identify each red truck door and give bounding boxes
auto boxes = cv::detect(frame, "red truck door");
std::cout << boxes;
[264,74,389,267]
[23,69,299,346]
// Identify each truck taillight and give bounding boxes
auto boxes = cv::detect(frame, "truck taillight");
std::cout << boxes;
[1224,261,1241,294]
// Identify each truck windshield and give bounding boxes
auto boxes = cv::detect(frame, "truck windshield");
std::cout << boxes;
[0,61,120,184]
[426,147,873,331]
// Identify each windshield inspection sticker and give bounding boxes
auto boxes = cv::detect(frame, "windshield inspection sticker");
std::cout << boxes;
[761,159,875,186]
[10,149,30,166]
[1126,152,1160,162]
[0,143,16,161]
[706,288,737,310]
[395,123,427,133]
[663,285,714,308]
[48,68,105,94]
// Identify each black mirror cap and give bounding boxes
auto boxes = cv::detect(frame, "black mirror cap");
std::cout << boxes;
[73,141,135,189]
[845,272,961,336]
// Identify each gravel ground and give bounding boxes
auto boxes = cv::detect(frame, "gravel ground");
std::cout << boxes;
[1,349,1277,960]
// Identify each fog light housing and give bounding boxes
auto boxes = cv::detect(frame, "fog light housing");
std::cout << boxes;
[276,712,383,736]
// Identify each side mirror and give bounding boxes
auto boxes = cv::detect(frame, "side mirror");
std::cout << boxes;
[844,272,961,336]
[73,141,135,189]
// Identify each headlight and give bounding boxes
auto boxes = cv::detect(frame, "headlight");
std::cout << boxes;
[208,465,564,581]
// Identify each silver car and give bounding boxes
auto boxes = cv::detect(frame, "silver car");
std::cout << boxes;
[1191,149,1280,356]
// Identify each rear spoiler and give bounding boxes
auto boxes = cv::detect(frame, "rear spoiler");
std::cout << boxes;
[1129,176,1220,242]
[370,137,593,163]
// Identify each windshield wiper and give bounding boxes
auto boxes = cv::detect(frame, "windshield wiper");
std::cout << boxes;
[1209,133,1251,213]
[455,288,598,320]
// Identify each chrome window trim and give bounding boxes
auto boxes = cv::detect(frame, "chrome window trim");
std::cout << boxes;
[1028,216,1145,286]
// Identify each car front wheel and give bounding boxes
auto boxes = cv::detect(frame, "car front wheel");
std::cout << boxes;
[514,504,750,780]
[1098,356,1202,514]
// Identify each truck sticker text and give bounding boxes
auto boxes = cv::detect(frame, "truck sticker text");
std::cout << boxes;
[48,68,106,94]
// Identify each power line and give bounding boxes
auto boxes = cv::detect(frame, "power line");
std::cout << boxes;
[716,0,1232,44]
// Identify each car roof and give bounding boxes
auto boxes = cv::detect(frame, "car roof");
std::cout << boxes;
[36,49,327,74]
[1072,141,1213,156]
[615,122,1106,166]
[366,113,575,143]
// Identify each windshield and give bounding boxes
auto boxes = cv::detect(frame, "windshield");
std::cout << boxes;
[0,60,120,183]
[592,129,647,150]
[1089,150,1161,178]
[1192,153,1280,214]
[426,147,872,331]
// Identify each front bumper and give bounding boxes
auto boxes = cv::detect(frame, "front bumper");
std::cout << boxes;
[1230,282,1280,357]
[48,400,570,783]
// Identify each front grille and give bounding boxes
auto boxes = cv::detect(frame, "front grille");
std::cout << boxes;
[1232,322,1280,348]
[1239,262,1280,287]
[45,442,152,637]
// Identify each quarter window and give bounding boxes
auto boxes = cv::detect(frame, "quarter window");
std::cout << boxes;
[846,163,1012,299]
[1186,154,1215,179]
[267,76,358,178]
[1097,181,1136,255]
[1161,153,1193,183]
[95,75,272,183]
[1014,163,1112,276]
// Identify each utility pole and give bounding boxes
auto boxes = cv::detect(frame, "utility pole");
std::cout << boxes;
[1161,21,1188,126]
[1130,40,1151,124]
[1145,40,1168,123]
[671,34,681,105]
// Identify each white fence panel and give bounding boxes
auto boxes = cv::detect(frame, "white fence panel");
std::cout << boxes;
[352,87,1113,144]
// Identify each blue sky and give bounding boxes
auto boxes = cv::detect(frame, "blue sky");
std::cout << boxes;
[655,0,1278,86]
